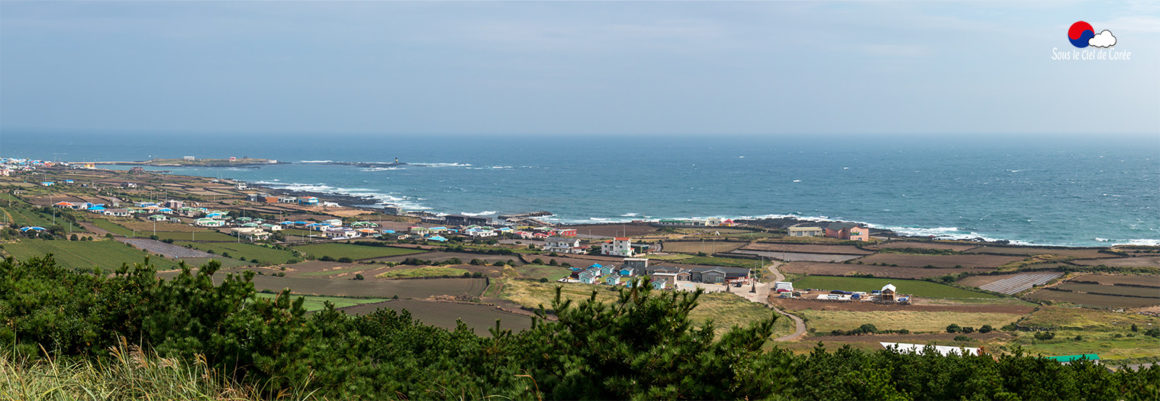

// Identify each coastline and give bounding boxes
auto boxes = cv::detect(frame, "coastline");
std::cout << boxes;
[23,161,1159,249]
[239,177,1136,249]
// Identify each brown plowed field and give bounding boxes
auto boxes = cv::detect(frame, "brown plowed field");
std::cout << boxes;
[568,223,661,237]
[868,241,980,252]
[1072,256,1160,268]
[742,243,872,255]
[853,253,1022,268]
[1068,273,1160,287]
[1027,289,1160,308]
[967,246,1109,259]
[661,240,747,254]
[371,251,522,265]
[336,299,533,335]
[768,297,1034,314]
[782,262,989,279]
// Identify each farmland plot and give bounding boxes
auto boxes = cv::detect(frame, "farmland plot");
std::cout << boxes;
[977,272,1062,295]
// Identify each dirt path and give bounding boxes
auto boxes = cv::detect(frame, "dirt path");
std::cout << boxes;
[764,261,806,341]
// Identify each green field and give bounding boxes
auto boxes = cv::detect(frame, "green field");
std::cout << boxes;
[797,310,1021,334]
[377,266,470,279]
[499,280,795,338]
[253,292,388,311]
[150,231,237,242]
[89,219,237,241]
[648,253,766,269]
[176,241,297,265]
[87,218,135,236]
[293,243,423,260]
[792,276,1000,299]
[1,239,180,270]
[512,264,572,281]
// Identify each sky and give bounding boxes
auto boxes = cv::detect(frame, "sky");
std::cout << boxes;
[1,1,1158,137]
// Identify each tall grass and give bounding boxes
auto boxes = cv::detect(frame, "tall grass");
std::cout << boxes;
[0,341,320,401]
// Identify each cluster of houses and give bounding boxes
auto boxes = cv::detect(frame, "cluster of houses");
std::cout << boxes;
[246,193,336,207]
[1,157,58,177]
[565,258,752,290]
[405,224,579,244]
[280,219,390,240]
[788,222,871,241]
[652,218,738,227]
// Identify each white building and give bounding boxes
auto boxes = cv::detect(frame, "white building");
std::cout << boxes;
[601,237,634,257]
[543,236,584,254]
[788,225,824,237]
[324,228,361,240]
[774,281,794,292]
[230,227,270,241]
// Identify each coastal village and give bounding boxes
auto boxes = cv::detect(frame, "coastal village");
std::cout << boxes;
[2,156,1159,367]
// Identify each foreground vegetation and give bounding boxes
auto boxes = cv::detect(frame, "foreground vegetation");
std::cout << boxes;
[1,255,1157,400]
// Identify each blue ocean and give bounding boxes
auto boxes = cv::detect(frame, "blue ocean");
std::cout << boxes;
[2,133,1157,247]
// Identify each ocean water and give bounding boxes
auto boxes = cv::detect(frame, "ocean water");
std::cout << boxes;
[2,132,1157,247]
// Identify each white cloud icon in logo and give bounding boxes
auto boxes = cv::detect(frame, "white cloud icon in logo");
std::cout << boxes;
[1088,30,1117,48]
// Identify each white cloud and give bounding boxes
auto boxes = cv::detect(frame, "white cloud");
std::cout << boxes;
[1088,30,1117,47]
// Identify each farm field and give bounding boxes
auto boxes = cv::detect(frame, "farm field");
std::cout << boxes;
[1,204,85,232]
[742,242,872,255]
[659,240,747,254]
[781,262,987,279]
[254,292,388,311]
[1055,282,1160,298]
[243,275,487,299]
[293,243,423,260]
[966,246,1109,259]
[1,239,180,270]
[1025,288,1160,309]
[730,249,861,263]
[1020,305,1160,331]
[1068,273,1160,287]
[337,299,534,336]
[147,231,237,242]
[86,218,135,236]
[645,253,765,269]
[376,266,470,279]
[1072,256,1160,268]
[796,309,1022,334]
[372,251,519,265]
[975,272,1063,295]
[568,223,660,237]
[120,238,214,258]
[498,280,795,338]
[176,241,297,265]
[1014,332,1160,362]
[769,297,1034,313]
[790,276,1000,299]
[511,264,572,281]
[1011,306,1160,361]
[118,220,203,232]
[852,253,1023,268]
[867,241,979,252]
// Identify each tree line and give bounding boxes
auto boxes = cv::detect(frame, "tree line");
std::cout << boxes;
[0,255,1156,400]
